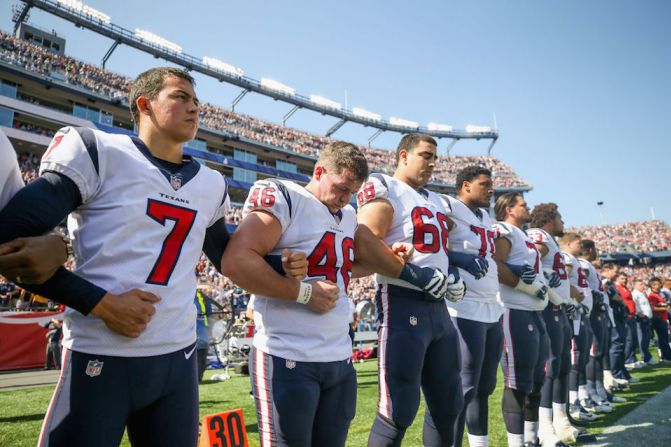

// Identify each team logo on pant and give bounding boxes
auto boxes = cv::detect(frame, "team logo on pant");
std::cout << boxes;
[528,324,534,332]
[286,359,296,369]
[409,316,418,326]
[85,359,104,377]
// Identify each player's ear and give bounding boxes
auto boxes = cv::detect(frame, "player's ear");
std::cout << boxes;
[314,165,325,180]
[137,97,151,116]
[399,149,408,164]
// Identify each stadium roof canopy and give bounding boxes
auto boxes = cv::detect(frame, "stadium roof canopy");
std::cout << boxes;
[15,0,499,152]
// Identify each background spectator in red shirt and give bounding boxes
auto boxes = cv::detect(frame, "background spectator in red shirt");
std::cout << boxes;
[648,277,671,360]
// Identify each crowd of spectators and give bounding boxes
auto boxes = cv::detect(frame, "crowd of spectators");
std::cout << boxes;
[17,152,39,183]
[13,121,56,138]
[568,220,671,254]
[612,264,671,285]
[1,31,530,189]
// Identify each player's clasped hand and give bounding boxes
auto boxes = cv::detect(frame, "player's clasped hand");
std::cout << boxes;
[90,289,161,338]
[390,242,414,263]
[0,234,67,284]
[445,266,466,302]
[509,263,548,300]
[507,263,537,285]
[543,268,562,288]
[281,248,308,280]
[306,280,339,314]
[449,251,489,279]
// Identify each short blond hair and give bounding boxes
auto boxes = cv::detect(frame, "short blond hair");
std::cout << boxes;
[559,232,581,248]
[316,141,368,181]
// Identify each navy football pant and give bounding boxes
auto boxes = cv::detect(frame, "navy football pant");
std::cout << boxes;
[624,317,640,364]
[603,323,612,370]
[249,348,356,447]
[587,310,608,383]
[609,317,631,380]
[500,308,548,435]
[652,317,671,360]
[540,305,571,408]
[447,316,503,445]
[368,285,463,447]
[570,317,592,396]
[38,344,199,447]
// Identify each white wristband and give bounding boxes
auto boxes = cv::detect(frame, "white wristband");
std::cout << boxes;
[296,282,312,305]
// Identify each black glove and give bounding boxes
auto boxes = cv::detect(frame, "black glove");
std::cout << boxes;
[399,263,449,302]
[449,251,489,280]
[564,302,577,319]
[543,269,562,288]
[507,263,537,285]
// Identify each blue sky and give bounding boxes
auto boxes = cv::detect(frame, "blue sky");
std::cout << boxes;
[2,0,669,227]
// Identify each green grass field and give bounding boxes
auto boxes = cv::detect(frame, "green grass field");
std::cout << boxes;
[1,359,670,446]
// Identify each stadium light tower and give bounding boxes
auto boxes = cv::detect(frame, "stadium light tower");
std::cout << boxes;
[427,122,454,132]
[260,78,295,96]
[310,95,341,110]
[203,56,244,77]
[389,117,419,129]
[597,201,605,225]
[134,29,182,53]
[352,107,381,122]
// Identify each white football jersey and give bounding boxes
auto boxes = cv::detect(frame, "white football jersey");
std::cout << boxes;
[527,228,570,303]
[563,252,592,312]
[244,179,356,362]
[0,128,24,209]
[40,127,230,356]
[357,174,449,289]
[440,194,502,322]
[493,222,548,311]
[596,272,615,324]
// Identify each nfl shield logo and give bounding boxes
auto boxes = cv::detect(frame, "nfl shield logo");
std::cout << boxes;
[170,174,182,190]
[85,359,103,377]
[409,316,418,326]
[286,360,296,370]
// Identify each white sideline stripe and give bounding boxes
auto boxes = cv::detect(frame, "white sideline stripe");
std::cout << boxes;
[591,383,671,446]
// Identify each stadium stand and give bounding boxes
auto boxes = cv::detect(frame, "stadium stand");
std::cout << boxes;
[0,30,530,190]
[3,28,670,313]
[568,220,671,254]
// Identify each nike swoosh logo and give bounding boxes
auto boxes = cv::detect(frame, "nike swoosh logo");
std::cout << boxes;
[184,345,197,360]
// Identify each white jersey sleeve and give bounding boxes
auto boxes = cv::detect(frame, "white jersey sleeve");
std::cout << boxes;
[0,129,24,210]
[492,221,513,241]
[356,173,390,207]
[526,228,551,246]
[579,259,601,291]
[39,127,102,203]
[243,179,292,232]
[208,178,230,227]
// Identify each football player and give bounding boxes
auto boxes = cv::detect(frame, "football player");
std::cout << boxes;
[560,233,605,423]
[527,204,577,445]
[356,134,466,447]
[0,128,68,284]
[221,141,414,447]
[599,263,631,389]
[431,166,502,447]
[491,192,549,447]
[0,67,306,447]
[580,240,623,409]
[0,128,23,209]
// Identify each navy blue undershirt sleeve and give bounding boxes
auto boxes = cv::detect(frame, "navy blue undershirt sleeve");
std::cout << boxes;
[201,213,286,276]
[0,171,107,315]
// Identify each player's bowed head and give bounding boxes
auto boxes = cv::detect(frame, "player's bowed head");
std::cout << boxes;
[221,142,370,314]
